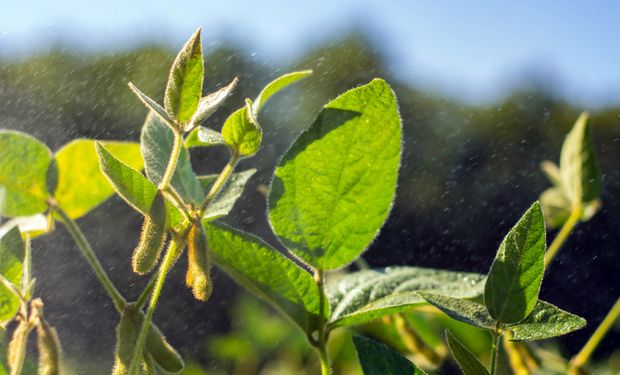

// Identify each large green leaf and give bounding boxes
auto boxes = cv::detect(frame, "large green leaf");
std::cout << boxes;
[445,330,490,375]
[204,222,325,334]
[141,113,204,204]
[221,101,262,157]
[506,301,586,341]
[327,267,486,329]
[0,131,52,217]
[54,139,143,218]
[268,79,401,270]
[353,335,425,375]
[0,226,24,325]
[96,143,184,230]
[419,293,494,330]
[252,70,312,114]
[484,202,545,324]
[164,28,204,124]
[559,112,600,206]
[201,169,256,220]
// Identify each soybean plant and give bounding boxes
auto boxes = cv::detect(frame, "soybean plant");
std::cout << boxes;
[0,225,61,375]
[0,28,311,374]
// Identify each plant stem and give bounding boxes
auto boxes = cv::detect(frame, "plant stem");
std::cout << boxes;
[158,129,183,190]
[53,206,126,312]
[393,313,442,366]
[314,268,330,375]
[199,151,240,214]
[128,235,187,375]
[134,273,158,310]
[570,297,620,370]
[544,206,581,268]
[162,185,191,219]
[490,333,501,375]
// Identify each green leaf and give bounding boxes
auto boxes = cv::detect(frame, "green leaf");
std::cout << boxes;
[54,139,143,219]
[506,300,586,341]
[445,330,490,375]
[418,293,494,330]
[559,112,600,206]
[202,169,256,220]
[540,161,562,187]
[164,28,204,124]
[221,100,262,156]
[185,127,226,148]
[127,83,176,128]
[484,201,546,324]
[252,70,312,115]
[0,214,51,239]
[0,131,52,217]
[96,143,184,230]
[327,267,486,328]
[204,222,325,334]
[539,187,571,229]
[188,78,238,129]
[268,79,402,270]
[0,226,24,325]
[353,335,425,375]
[141,113,204,203]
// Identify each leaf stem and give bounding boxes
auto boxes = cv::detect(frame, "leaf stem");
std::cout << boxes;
[490,332,501,375]
[134,273,158,310]
[52,206,126,312]
[199,151,240,214]
[128,232,189,375]
[570,297,620,370]
[544,206,581,268]
[162,185,191,220]
[158,129,183,190]
[313,268,331,375]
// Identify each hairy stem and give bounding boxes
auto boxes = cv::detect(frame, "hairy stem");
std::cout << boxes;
[162,186,191,220]
[393,313,442,366]
[158,129,183,190]
[128,235,187,375]
[134,273,158,310]
[490,333,501,375]
[199,151,240,214]
[544,206,581,268]
[314,269,330,375]
[570,297,620,370]
[53,206,126,312]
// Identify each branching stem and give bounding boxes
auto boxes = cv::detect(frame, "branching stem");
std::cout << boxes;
[313,268,330,375]
[570,297,620,370]
[52,205,126,312]
[159,129,183,190]
[199,151,240,214]
[544,206,581,268]
[128,234,188,375]
[490,331,501,375]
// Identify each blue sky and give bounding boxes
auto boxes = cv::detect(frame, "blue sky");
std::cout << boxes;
[1,0,619,107]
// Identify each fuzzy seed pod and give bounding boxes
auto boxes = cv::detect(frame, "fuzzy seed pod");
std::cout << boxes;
[36,318,62,375]
[132,191,168,275]
[145,321,184,372]
[8,320,30,375]
[186,223,212,301]
[112,307,139,375]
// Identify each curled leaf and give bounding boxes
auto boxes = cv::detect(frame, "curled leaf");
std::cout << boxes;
[164,28,204,125]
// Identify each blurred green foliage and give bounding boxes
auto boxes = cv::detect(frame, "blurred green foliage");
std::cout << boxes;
[1,33,619,374]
